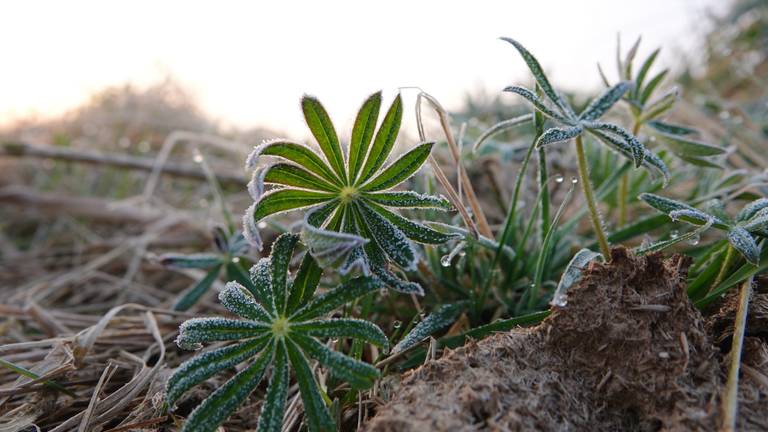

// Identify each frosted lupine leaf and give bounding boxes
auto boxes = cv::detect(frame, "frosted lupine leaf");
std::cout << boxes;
[392,302,465,355]
[471,113,534,152]
[173,265,222,312]
[290,276,384,321]
[284,338,335,432]
[622,36,642,80]
[291,333,379,389]
[301,208,368,270]
[636,216,714,255]
[248,258,275,312]
[737,198,768,222]
[357,202,417,270]
[656,132,726,157]
[727,226,760,265]
[365,202,460,244]
[219,282,273,322]
[301,95,347,181]
[357,94,403,185]
[583,121,644,167]
[180,341,274,432]
[551,249,603,307]
[424,222,516,260]
[500,37,566,114]
[338,245,372,277]
[364,191,453,211]
[160,253,221,269]
[536,126,582,147]
[249,163,338,202]
[639,193,729,229]
[361,142,435,192]
[176,317,269,349]
[639,69,669,104]
[252,189,335,224]
[292,318,389,350]
[371,264,424,295]
[579,81,632,121]
[349,91,382,184]
[678,154,724,169]
[166,336,270,404]
[647,120,697,136]
[213,226,229,253]
[502,86,569,123]
[590,130,669,184]
[245,139,341,186]
[242,204,262,250]
[634,48,661,97]
[641,87,678,120]
[255,341,289,432]
[742,208,768,233]
[669,208,716,226]
[268,233,299,314]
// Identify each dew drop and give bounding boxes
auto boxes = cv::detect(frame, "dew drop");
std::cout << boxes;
[232,257,241,263]
[193,153,204,163]
[393,320,402,329]
[419,312,427,320]
[440,255,452,267]
[688,233,700,246]
[670,230,679,239]
[257,221,268,229]
[555,174,565,183]
[570,176,579,184]
[718,110,731,120]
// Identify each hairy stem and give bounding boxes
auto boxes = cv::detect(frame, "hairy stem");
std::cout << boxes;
[722,275,754,432]
[576,135,611,259]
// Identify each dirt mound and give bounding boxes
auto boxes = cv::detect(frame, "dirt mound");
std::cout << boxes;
[366,248,766,431]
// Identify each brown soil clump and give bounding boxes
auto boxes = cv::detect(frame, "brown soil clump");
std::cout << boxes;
[366,248,753,431]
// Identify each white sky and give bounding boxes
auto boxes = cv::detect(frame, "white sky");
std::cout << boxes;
[1,0,727,135]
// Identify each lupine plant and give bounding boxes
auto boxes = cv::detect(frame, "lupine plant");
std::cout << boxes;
[499,37,669,259]
[160,226,252,311]
[243,92,459,295]
[640,193,766,296]
[167,233,388,432]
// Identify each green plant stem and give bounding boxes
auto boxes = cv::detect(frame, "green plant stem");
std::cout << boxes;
[722,275,753,432]
[535,84,550,242]
[575,135,611,259]
[711,244,736,295]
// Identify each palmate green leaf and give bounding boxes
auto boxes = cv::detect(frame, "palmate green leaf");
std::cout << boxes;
[247,140,341,186]
[500,37,567,113]
[639,69,669,104]
[249,163,338,201]
[503,86,569,123]
[176,318,269,349]
[356,202,417,270]
[253,189,335,223]
[291,276,383,321]
[181,341,274,432]
[291,318,389,350]
[284,339,335,432]
[161,253,222,269]
[634,48,661,98]
[301,95,346,182]
[357,94,403,185]
[737,198,768,222]
[301,206,369,272]
[291,333,380,389]
[256,341,289,432]
[584,121,644,167]
[167,335,271,405]
[364,201,460,244]
[173,264,223,312]
[470,113,533,152]
[728,226,760,265]
[656,132,726,157]
[579,81,632,121]
[371,264,423,295]
[363,191,453,211]
[536,126,583,147]
[392,302,465,355]
[349,91,382,184]
[219,282,273,322]
[362,142,435,192]
[270,233,300,314]
[590,130,669,184]
[287,254,323,311]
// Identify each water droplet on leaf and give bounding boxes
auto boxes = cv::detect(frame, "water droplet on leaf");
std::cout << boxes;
[555,174,565,183]
[257,221,268,229]
[570,176,579,184]
[393,320,402,329]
